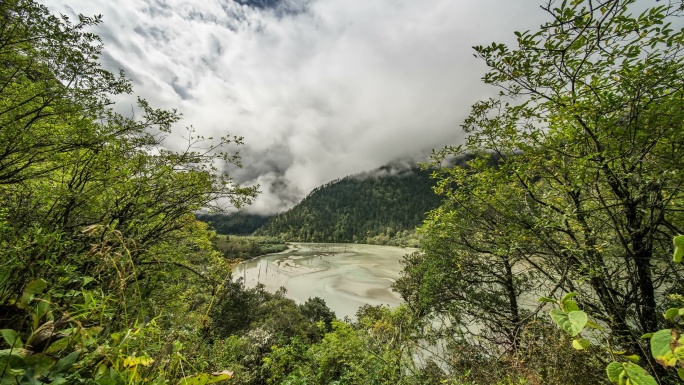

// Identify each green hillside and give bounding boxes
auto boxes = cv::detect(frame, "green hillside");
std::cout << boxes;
[195,211,272,235]
[255,164,442,244]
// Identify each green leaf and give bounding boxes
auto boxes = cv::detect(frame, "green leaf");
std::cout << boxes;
[572,338,590,350]
[650,329,676,368]
[673,235,684,263]
[0,329,23,349]
[673,235,684,248]
[678,368,684,381]
[549,309,587,336]
[180,371,233,385]
[674,344,684,360]
[25,353,57,377]
[50,378,67,385]
[665,307,679,320]
[32,294,52,330]
[624,354,641,363]
[20,279,47,309]
[561,292,578,303]
[586,319,604,330]
[51,350,81,376]
[622,362,657,385]
[538,296,557,303]
[675,247,684,263]
[563,299,580,312]
[13,368,38,385]
[94,367,122,385]
[606,362,624,383]
[641,333,653,339]
[0,348,28,372]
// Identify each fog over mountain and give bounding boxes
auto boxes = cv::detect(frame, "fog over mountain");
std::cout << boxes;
[52,0,546,214]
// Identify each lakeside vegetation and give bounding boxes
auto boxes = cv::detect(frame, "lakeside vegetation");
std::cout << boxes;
[212,235,288,260]
[1,0,684,384]
[195,212,272,236]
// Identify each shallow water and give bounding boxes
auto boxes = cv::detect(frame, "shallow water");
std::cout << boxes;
[232,243,417,318]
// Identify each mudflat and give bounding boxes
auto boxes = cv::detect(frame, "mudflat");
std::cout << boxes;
[232,243,417,318]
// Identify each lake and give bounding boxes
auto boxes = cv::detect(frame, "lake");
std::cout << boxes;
[232,243,417,319]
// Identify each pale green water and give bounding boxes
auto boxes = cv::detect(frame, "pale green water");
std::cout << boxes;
[232,243,417,319]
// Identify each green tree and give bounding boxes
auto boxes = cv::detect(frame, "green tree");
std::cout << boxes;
[299,296,336,330]
[398,0,684,369]
[0,0,130,184]
[0,0,257,300]
[0,1,256,383]
[256,165,441,244]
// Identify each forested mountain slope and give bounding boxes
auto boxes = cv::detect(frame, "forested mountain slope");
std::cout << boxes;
[255,163,442,244]
[195,211,272,235]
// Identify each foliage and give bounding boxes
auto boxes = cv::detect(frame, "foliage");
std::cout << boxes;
[0,272,235,384]
[256,164,442,245]
[0,0,255,383]
[195,212,273,236]
[10,0,684,384]
[545,236,684,385]
[259,306,429,385]
[397,1,684,375]
[299,297,336,331]
[209,279,333,346]
[206,279,350,384]
[211,235,288,261]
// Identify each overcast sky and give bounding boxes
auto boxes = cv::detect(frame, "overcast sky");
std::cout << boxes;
[51,0,547,214]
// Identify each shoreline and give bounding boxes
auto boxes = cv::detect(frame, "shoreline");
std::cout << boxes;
[232,243,415,319]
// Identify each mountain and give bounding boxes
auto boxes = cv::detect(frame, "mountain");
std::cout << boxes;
[255,162,442,244]
[195,212,273,235]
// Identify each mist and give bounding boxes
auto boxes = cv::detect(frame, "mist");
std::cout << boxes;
[52,0,546,214]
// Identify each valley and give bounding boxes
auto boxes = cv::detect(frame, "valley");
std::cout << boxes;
[4,1,683,383]
[233,243,416,318]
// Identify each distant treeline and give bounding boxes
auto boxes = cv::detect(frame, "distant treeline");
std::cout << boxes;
[255,165,443,244]
[210,234,287,260]
[195,212,272,235]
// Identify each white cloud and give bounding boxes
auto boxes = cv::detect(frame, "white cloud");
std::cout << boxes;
[51,0,547,214]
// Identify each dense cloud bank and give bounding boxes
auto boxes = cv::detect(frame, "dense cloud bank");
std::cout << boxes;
[52,0,544,214]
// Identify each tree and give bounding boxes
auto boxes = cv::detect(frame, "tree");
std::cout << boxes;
[0,1,261,382]
[299,296,336,330]
[0,0,258,300]
[0,0,259,366]
[398,0,684,367]
[0,0,130,185]
[256,165,441,243]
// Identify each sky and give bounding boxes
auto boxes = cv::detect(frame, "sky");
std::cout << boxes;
[51,0,547,215]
